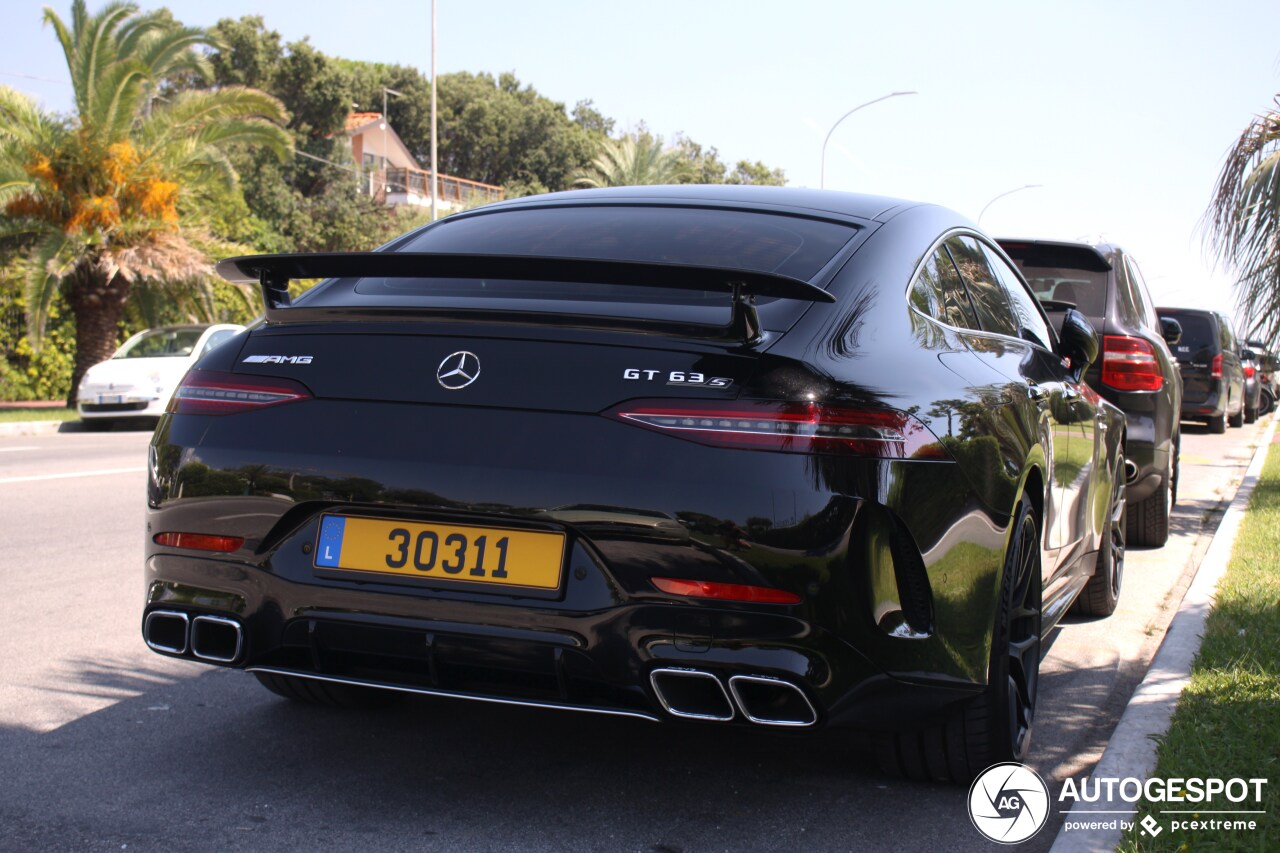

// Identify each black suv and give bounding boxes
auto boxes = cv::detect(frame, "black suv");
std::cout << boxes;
[1156,307,1246,434]
[999,239,1182,546]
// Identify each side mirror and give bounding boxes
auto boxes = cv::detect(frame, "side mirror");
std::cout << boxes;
[1058,308,1100,377]
[1159,317,1182,346]
[1241,349,1255,362]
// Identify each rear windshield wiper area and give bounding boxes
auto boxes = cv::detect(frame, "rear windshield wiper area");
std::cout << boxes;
[217,252,837,345]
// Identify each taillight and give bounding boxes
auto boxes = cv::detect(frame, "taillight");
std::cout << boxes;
[153,532,245,552]
[608,400,949,459]
[1211,353,1223,379]
[651,577,801,604]
[169,370,312,415]
[1101,336,1163,391]
[1244,364,1256,379]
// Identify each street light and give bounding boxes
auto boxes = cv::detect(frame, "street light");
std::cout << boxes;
[820,91,917,189]
[430,0,438,220]
[977,184,1043,226]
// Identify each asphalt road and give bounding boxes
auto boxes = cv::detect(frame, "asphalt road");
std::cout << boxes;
[0,417,1268,852]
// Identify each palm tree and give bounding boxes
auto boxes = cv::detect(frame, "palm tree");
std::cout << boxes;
[0,1,290,403]
[570,133,688,188]
[1206,95,1280,343]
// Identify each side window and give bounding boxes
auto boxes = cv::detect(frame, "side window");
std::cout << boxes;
[1217,314,1236,352]
[946,236,1018,337]
[1125,258,1160,329]
[199,329,237,358]
[910,245,979,329]
[979,242,1054,350]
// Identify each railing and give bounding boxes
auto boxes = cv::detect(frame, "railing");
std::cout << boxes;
[383,168,505,206]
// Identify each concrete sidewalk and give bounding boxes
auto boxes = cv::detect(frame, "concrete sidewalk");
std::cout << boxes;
[1049,415,1278,852]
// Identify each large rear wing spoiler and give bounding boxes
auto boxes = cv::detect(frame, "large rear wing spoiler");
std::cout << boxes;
[215,252,835,344]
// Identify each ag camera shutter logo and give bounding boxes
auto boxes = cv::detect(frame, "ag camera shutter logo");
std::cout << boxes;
[968,762,1050,844]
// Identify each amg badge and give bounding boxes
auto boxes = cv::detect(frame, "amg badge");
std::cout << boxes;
[243,355,314,364]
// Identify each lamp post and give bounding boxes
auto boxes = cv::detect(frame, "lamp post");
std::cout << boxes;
[977,184,1043,226]
[430,0,438,220]
[820,91,917,189]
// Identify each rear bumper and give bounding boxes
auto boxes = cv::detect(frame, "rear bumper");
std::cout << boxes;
[143,552,983,731]
[1181,383,1225,419]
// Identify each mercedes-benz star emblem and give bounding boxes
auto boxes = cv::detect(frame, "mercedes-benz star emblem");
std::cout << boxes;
[437,351,481,390]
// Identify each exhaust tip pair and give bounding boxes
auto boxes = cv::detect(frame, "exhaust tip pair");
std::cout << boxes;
[649,668,818,727]
[144,610,243,663]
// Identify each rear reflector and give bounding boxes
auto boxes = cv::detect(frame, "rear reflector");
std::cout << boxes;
[652,577,801,604]
[153,532,245,552]
[1101,336,1163,391]
[609,400,949,459]
[169,370,312,415]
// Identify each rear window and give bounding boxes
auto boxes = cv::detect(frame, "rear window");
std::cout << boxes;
[114,328,203,359]
[299,206,859,330]
[1160,310,1215,362]
[998,242,1110,319]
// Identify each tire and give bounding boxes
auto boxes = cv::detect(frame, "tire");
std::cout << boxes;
[254,671,401,709]
[1127,459,1171,548]
[1246,405,1258,424]
[876,495,1041,783]
[1229,407,1244,428]
[1073,456,1126,617]
[1208,413,1226,434]
[1261,388,1275,416]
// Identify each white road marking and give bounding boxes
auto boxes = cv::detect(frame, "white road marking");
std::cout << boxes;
[0,447,39,452]
[0,466,146,484]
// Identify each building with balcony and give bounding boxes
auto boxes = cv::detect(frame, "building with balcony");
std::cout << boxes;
[346,112,504,211]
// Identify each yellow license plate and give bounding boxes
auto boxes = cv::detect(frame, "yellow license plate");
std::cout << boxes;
[314,515,565,590]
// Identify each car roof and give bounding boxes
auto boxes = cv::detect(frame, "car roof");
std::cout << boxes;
[460,185,926,224]
[995,238,1114,272]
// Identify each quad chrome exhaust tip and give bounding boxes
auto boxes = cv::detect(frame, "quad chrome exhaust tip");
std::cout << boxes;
[143,610,189,655]
[143,610,243,663]
[728,675,818,727]
[650,668,818,727]
[649,668,734,721]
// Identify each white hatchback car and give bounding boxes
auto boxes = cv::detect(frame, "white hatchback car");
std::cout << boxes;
[77,324,244,429]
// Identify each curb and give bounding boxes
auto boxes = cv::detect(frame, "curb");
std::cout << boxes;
[0,420,72,437]
[1049,415,1278,853]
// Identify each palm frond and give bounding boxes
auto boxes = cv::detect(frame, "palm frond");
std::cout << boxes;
[22,230,76,350]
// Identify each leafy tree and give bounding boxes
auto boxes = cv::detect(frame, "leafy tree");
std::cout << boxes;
[1206,95,1280,344]
[0,1,290,403]
[571,132,688,188]
[435,71,594,193]
[571,99,614,137]
[673,134,785,186]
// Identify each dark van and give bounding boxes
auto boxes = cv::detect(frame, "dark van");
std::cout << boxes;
[1156,308,1246,434]
[999,239,1182,546]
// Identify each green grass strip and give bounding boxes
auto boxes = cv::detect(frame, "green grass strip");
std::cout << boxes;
[0,407,78,423]
[1119,442,1280,852]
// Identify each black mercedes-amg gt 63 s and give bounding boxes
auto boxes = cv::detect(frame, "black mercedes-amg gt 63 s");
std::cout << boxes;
[142,186,1126,783]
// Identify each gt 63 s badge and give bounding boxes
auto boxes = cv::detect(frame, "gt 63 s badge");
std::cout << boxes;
[623,369,731,388]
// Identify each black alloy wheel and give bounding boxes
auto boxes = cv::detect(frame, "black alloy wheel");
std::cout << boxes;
[1073,456,1126,617]
[876,495,1042,781]
[996,497,1042,761]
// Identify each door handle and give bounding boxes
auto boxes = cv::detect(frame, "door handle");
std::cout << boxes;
[1027,383,1048,402]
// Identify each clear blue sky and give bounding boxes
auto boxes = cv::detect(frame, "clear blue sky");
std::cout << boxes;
[4,0,1278,326]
